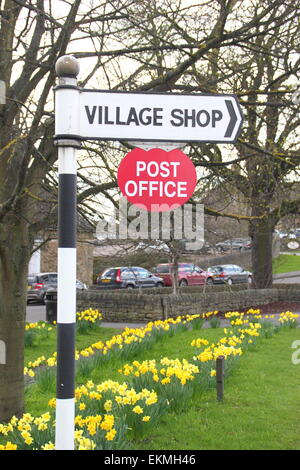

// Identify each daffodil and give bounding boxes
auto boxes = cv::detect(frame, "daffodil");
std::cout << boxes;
[105,429,117,441]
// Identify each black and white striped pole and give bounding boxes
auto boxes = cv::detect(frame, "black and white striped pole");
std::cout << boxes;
[54,55,81,450]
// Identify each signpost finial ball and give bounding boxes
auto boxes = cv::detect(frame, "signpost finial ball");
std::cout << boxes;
[55,55,80,77]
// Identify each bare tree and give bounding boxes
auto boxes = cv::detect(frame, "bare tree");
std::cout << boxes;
[188,1,300,288]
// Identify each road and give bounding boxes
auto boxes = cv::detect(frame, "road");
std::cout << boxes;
[273,271,300,284]
[26,304,46,323]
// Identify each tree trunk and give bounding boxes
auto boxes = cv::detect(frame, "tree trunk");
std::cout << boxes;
[0,216,31,421]
[250,215,274,289]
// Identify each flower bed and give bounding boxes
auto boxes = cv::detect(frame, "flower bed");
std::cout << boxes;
[23,312,216,377]
[1,309,298,450]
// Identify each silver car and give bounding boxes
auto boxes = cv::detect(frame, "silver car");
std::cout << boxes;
[207,265,252,285]
[27,272,87,304]
[215,238,252,252]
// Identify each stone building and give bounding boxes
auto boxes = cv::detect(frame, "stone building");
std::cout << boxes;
[29,215,95,286]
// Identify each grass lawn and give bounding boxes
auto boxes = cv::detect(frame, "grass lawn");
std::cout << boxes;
[23,323,300,450]
[273,254,300,274]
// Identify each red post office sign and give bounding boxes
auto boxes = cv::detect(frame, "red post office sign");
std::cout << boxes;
[117,148,197,212]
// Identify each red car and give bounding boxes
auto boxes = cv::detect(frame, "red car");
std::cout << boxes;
[154,263,214,287]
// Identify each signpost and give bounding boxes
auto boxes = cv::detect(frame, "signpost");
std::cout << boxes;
[54,55,243,450]
[54,56,80,451]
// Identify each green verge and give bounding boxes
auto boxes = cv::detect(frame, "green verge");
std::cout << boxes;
[273,254,300,274]
[23,324,300,450]
[133,327,300,451]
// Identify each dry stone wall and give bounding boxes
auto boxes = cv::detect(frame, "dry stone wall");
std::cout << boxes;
[77,285,300,322]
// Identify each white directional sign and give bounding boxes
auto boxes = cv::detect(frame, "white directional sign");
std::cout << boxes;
[55,89,243,144]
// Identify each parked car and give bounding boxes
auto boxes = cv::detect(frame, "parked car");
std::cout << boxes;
[294,228,300,238]
[27,272,87,304]
[207,264,252,285]
[27,272,58,304]
[96,267,165,289]
[215,238,252,252]
[274,229,288,239]
[154,263,214,287]
[275,229,297,239]
[179,240,212,254]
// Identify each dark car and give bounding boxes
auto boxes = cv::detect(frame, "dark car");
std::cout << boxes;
[215,238,252,252]
[154,263,214,287]
[27,272,87,304]
[207,264,252,285]
[96,267,165,289]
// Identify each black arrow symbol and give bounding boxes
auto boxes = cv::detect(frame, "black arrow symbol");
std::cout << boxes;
[224,99,237,138]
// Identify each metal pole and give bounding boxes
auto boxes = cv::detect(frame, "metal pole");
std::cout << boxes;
[54,56,80,450]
